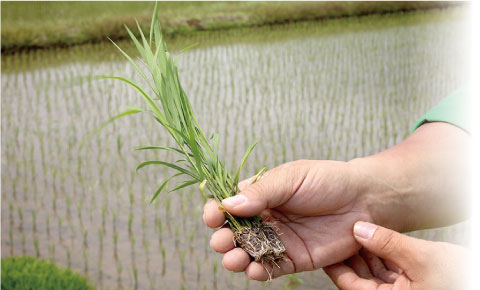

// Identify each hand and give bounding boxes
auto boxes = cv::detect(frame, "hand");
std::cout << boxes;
[202,122,470,281]
[203,159,372,281]
[324,221,469,290]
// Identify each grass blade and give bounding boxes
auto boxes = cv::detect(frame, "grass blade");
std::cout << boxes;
[149,177,171,204]
[135,145,190,156]
[233,140,258,187]
[136,160,199,180]
[169,180,198,193]
[179,42,199,54]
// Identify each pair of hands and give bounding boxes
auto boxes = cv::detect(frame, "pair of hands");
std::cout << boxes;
[202,160,467,289]
[202,123,470,289]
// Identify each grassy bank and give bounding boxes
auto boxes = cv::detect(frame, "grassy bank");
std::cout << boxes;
[1,257,95,290]
[1,1,464,53]
[2,6,467,73]
[1,6,468,73]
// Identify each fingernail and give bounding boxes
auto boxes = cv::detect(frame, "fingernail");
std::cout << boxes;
[223,195,247,207]
[354,221,377,240]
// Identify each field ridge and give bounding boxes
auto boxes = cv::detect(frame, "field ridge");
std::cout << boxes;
[1,1,465,54]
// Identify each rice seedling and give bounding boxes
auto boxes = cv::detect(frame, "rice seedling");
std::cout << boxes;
[188,226,195,253]
[213,259,218,289]
[101,204,107,234]
[103,2,287,269]
[11,179,17,201]
[116,263,124,290]
[45,214,50,239]
[65,245,72,268]
[129,234,136,265]
[9,203,14,255]
[21,233,26,255]
[160,244,166,276]
[261,281,268,290]
[98,228,104,287]
[32,212,40,257]
[174,226,180,251]
[16,207,23,233]
[57,216,64,243]
[49,243,55,263]
[132,266,138,290]
[164,197,171,233]
[196,258,201,284]
[180,249,186,281]
[128,212,134,235]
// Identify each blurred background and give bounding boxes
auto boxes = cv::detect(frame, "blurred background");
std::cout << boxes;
[1,1,471,289]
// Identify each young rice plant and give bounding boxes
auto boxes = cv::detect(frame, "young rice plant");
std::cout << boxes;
[102,2,287,273]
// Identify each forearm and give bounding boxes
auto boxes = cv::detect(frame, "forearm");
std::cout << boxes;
[349,122,471,232]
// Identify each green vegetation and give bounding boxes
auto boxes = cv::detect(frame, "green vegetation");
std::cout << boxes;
[1,256,94,290]
[1,6,467,74]
[1,1,463,53]
[105,3,286,265]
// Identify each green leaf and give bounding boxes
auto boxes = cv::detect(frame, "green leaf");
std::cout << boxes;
[149,2,159,48]
[169,180,198,193]
[149,177,171,204]
[179,42,199,54]
[106,38,153,92]
[136,160,199,179]
[211,133,219,156]
[124,25,146,61]
[135,145,188,156]
[79,106,144,149]
[98,76,164,122]
[233,140,258,188]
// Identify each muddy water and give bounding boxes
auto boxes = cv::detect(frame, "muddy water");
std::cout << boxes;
[1,7,470,290]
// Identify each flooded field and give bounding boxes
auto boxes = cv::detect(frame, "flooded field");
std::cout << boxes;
[1,7,470,290]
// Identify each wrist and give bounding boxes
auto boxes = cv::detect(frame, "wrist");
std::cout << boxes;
[347,157,414,233]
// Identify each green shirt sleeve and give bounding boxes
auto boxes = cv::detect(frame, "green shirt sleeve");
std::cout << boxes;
[412,86,471,134]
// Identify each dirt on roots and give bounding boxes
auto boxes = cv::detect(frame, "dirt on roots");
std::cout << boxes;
[234,221,288,279]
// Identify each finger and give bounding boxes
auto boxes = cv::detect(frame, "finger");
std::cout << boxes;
[210,228,235,253]
[360,249,399,283]
[222,161,308,217]
[324,262,380,290]
[382,259,403,275]
[245,258,296,281]
[344,254,374,279]
[222,248,251,272]
[203,199,225,228]
[393,274,411,289]
[238,177,254,191]
[353,221,428,270]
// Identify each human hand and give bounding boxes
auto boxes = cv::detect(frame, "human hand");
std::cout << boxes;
[324,221,469,290]
[202,160,373,280]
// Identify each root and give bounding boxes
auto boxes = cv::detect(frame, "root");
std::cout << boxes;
[234,221,288,280]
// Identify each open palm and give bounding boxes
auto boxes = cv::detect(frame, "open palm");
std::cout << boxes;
[203,160,372,280]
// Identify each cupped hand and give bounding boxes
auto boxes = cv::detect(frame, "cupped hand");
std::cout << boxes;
[324,221,469,290]
[202,160,372,281]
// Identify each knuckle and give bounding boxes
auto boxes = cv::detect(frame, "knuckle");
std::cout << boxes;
[376,230,397,255]
[249,182,269,202]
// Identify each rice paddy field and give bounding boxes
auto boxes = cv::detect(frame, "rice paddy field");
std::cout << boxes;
[1,6,471,290]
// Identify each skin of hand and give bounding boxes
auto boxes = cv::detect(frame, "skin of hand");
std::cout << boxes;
[204,159,374,280]
[202,122,470,281]
[324,221,469,290]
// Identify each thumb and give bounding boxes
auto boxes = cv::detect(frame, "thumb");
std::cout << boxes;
[353,221,426,270]
[221,162,307,217]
